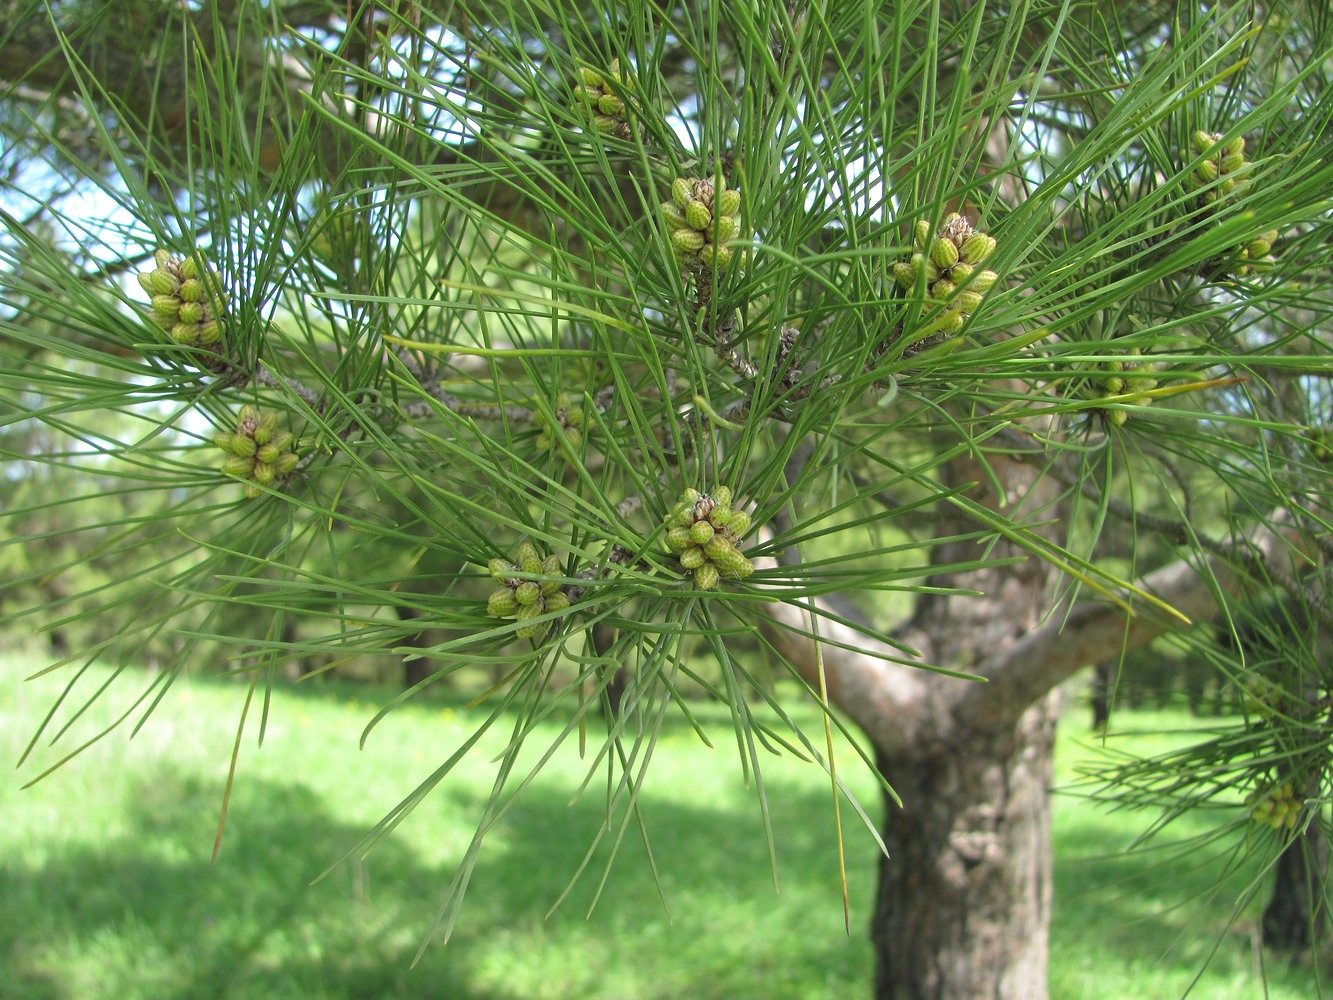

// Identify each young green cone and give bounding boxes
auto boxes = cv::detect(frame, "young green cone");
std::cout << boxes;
[215,406,300,496]
[659,486,756,589]
[660,174,746,272]
[572,59,633,139]
[135,247,227,349]
[1085,350,1159,426]
[1183,130,1279,274]
[893,213,1000,348]
[482,543,571,645]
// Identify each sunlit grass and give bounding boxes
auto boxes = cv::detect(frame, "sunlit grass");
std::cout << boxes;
[1,656,1323,999]
[2,655,881,1000]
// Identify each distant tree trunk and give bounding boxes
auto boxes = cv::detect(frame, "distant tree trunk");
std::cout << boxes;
[47,627,68,658]
[1090,661,1112,730]
[396,604,435,688]
[591,622,627,718]
[39,579,69,657]
[1262,807,1329,949]
[278,618,317,681]
[1259,604,1330,951]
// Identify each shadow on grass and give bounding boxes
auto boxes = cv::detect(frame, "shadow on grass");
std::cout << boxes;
[1050,802,1326,995]
[1,751,876,1000]
[444,776,880,997]
[0,769,500,1000]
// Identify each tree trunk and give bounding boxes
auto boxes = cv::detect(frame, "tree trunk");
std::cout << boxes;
[1262,812,1329,950]
[873,697,1057,1000]
[1090,660,1112,730]
[591,622,627,718]
[761,446,1296,999]
[396,604,436,689]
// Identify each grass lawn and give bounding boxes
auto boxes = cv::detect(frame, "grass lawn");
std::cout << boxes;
[1,655,1325,999]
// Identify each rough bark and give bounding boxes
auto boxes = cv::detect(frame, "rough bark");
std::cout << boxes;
[768,451,1068,998]
[868,454,1061,999]
[873,699,1057,1000]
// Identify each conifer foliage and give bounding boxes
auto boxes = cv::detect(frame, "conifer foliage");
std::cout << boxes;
[2,1,1331,993]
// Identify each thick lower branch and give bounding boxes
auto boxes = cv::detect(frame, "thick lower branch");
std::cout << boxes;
[958,521,1302,736]
[759,591,932,755]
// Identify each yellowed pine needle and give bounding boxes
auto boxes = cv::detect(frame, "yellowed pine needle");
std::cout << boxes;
[213,671,258,863]
[809,607,851,934]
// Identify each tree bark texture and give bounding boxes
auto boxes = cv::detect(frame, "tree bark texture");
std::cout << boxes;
[868,452,1062,1000]
[873,699,1057,999]
[769,449,1069,999]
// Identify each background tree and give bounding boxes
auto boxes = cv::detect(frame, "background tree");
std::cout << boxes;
[2,2,1331,999]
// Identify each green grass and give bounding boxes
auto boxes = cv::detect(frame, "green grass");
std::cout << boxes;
[1,656,1324,999]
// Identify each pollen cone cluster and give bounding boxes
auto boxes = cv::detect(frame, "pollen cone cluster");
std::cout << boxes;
[1246,781,1304,831]
[1185,131,1278,274]
[1232,227,1278,277]
[536,403,585,451]
[893,214,998,340]
[572,61,632,138]
[1185,131,1249,204]
[1306,426,1333,464]
[215,405,299,498]
[662,486,753,590]
[660,175,743,271]
[137,249,226,347]
[486,542,570,643]
[1091,350,1158,427]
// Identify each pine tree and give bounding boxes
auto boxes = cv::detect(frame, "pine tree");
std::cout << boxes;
[3,2,1331,996]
